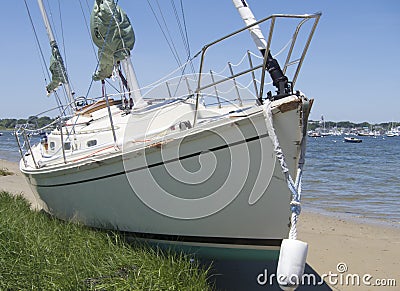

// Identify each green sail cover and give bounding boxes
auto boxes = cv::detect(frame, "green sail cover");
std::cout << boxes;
[46,41,67,93]
[90,0,135,81]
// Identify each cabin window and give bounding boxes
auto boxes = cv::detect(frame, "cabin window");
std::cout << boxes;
[64,142,71,151]
[87,140,97,147]
[50,142,55,151]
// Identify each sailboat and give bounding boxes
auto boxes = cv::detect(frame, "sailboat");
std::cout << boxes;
[18,0,320,273]
[386,123,400,137]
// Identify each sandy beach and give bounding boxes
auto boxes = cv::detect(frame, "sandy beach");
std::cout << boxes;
[1,158,399,290]
[0,159,42,210]
[298,212,400,290]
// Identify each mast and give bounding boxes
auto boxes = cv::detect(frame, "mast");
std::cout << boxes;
[232,0,290,97]
[120,58,146,109]
[37,0,75,108]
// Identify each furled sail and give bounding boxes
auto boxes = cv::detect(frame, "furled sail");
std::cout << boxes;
[90,0,135,81]
[46,41,68,94]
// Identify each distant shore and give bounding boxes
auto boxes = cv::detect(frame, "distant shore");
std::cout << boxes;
[1,159,399,289]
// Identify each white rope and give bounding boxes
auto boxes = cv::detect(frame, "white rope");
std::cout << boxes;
[273,37,293,58]
[229,51,250,67]
[248,37,293,59]
[163,79,183,87]
[214,85,237,95]
[237,78,257,90]
[138,58,196,90]
[212,51,249,75]
[248,50,263,59]
[184,76,197,83]
[263,98,307,240]
[212,63,230,76]
[213,78,255,94]
[254,78,273,86]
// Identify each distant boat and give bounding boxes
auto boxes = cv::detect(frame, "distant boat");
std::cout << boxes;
[386,130,399,137]
[0,132,3,136]
[386,132,396,137]
[386,123,400,137]
[357,132,370,137]
[344,137,362,143]
[308,131,322,138]
[320,131,332,137]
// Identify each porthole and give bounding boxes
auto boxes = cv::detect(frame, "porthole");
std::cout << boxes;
[64,142,71,151]
[87,140,97,147]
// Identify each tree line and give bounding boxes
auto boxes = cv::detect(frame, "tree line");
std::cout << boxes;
[0,116,54,130]
[308,120,399,131]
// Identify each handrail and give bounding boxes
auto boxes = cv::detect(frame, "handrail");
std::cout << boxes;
[22,129,38,169]
[197,64,263,92]
[193,13,321,126]
[291,15,321,85]
[14,132,27,167]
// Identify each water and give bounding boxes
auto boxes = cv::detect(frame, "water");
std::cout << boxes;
[0,131,41,163]
[1,130,399,226]
[303,135,400,226]
[0,131,22,162]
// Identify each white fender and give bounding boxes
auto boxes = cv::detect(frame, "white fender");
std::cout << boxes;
[276,239,308,290]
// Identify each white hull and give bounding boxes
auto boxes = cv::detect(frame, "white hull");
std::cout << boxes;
[21,95,307,251]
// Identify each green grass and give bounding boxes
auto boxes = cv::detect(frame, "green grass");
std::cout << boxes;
[0,168,13,176]
[0,191,212,290]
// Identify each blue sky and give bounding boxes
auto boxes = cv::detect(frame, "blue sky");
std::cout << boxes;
[0,0,399,123]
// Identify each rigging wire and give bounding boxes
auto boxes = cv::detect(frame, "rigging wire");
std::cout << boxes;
[172,0,189,58]
[45,0,59,41]
[56,0,75,110]
[44,0,71,108]
[58,0,68,71]
[179,0,196,77]
[156,0,182,68]
[146,0,182,68]
[100,0,126,96]
[23,0,51,82]
[146,0,199,97]
[84,0,91,15]
[78,0,99,61]
[23,0,65,115]
[84,0,121,99]
[78,0,122,98]
[170,0,195,76]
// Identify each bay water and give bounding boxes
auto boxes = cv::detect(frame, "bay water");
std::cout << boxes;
[0,131,41,163]
[303,135,400,226]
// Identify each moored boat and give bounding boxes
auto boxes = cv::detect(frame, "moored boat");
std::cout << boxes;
[308,131,322,138]
[344,136,362,143]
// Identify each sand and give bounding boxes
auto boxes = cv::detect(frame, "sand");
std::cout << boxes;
[1,158,399,290]
[0,159,42,209]
[299,211,400,290]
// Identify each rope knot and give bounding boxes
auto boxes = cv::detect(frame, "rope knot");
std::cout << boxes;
[290,200,301,215]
